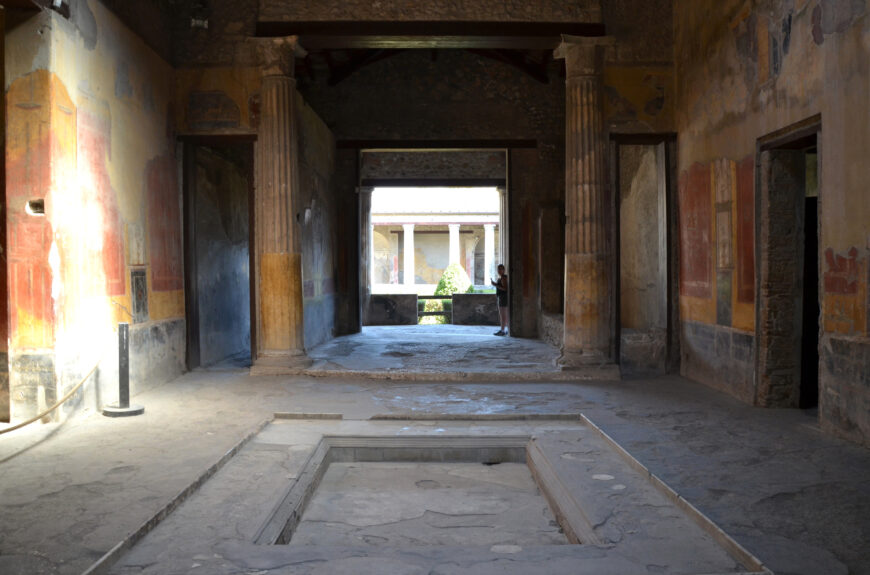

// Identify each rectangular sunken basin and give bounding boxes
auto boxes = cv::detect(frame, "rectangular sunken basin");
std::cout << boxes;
[254,435,598,547]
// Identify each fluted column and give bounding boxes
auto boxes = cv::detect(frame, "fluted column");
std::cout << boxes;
[252,36,311,373]
[555,35,615,366]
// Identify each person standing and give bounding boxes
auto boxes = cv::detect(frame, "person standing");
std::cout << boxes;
[491,264,509,336]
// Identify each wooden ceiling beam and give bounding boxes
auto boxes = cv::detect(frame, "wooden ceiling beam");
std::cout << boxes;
[256,21,605,51]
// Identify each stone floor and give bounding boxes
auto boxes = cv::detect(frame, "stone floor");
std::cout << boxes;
[106,419,753,574]
[304,325,573,380]
[0,329,868,574]
[291,461,569,548]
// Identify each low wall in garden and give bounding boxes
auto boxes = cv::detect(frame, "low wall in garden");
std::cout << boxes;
[452,294,499,326]
[366,294,418,325]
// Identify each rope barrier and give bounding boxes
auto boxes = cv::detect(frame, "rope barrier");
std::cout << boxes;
[0,359,101,435]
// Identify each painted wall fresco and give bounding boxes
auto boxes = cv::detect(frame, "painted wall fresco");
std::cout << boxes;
[146,154,183,293]
[175,67,262,135]
[678,163,713,300]
[736,157,755,305]
[76,98,125,297]
[675,0,870,445]
[6,71,56,352]
[4,1,184,419]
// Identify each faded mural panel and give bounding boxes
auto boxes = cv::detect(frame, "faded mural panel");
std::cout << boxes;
[4,1,184,420]
[675,0,870,445]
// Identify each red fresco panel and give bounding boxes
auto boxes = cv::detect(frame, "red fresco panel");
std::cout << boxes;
[736,156,755,303]
[77,108,125,296]
[679,163,713,298]
[146,155,183,291]
[824,247,860,295]
[6,72,56,347]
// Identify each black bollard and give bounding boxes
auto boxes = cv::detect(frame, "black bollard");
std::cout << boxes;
[103,323,144,417]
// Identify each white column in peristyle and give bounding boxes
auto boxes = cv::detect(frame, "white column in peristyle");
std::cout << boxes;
[484,224,495,282]
[369,223,376,288]
[403,223,415,285]
[448,223,461,265]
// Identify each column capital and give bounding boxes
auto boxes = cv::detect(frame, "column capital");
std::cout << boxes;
[254,36,307,78]
[554,35,614,79]
[402,223,415,231]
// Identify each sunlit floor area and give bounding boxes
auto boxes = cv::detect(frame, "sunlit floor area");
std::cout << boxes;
[306,325,562,377]
[1,370,868,574]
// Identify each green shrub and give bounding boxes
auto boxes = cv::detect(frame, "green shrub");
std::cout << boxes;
[419,298,449,324]
[434,263,473,296]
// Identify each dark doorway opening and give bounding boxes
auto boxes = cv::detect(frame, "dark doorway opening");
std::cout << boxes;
[611,135,679,376]
[757,123,820,409]
[182,139,255,370]
[801,152,819,409]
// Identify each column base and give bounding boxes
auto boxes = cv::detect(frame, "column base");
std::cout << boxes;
[250,351,312,376]
[558,350,621,380]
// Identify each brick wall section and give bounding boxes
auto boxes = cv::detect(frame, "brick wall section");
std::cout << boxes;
[756,150,805,407]
[360,151,506,182]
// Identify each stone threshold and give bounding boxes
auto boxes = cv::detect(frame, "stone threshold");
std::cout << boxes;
[252,364,621,381]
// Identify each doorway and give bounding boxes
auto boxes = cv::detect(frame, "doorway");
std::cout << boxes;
[356,148,509,331]
[612,136,679,376]
[366,186,503,325]
[182,139,255,370]
[757,122,820,408]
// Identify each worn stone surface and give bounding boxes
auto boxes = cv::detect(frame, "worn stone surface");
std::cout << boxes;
[306,325,560,377]
[1,369,869,575]
[366,295,418,326]
[107,419,746,574]
[820,334,870,447]
[451,294,499,326]
[620,328,667,377]
[539,312,564,350]
[680,321,755,404]
[292,461,567,547]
